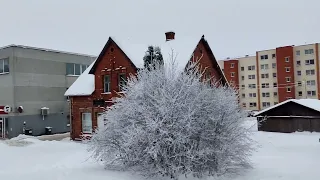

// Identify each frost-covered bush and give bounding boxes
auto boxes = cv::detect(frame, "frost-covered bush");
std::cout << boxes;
[88,57,253,179]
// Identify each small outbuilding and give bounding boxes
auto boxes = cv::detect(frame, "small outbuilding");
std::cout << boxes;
[254,99,320,133]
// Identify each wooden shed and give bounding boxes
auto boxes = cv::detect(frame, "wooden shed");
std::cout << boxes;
[254,99,320,133]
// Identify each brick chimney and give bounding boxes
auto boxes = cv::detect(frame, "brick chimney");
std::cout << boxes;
[165,31,175,41]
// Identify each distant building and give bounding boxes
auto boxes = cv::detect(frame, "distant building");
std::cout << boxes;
[219,43,320,111]
[0,45,95,138]
[65,32,227,140]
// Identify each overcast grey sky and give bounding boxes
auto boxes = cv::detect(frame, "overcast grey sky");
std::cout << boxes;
[0,0,319,60]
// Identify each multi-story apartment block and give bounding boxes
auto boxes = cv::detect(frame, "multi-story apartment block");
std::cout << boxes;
[0,45,95,138]
[219,43,320,111]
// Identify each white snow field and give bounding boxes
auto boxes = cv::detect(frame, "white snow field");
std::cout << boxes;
[0,120,319,180]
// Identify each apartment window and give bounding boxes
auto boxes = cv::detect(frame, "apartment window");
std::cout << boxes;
[287,87,291,92]
[82,113,92,134]
[248,84,256,89]
[230,72,235,77]
[305,49,314,54]
[230,63,235,68]
[241,85,245,89]
[274,92,278,96]
[298,91,302,96]
[305,59,315,65]
[249,102,257,107]
[261,73,269,79]
[262,92,270,97]
[307,91,316,96]
[262,102,271,108]
[248,75,255,79]
[273,73,277,78]
[0,58,9,74]
[286,77,291,82]
[249,93,257,97]
[242,94,245,98]
[261,83,269,88]
[261,55,268,60]
[103,75,111,93]
[285,67,290,72]
[296,61,301,66]
[297,71,301,76]
[298,81,302,86]
[241,67,244,71]
[242,103,246,107]
[273,83,277,87]
[261,64,269,70]
[248,65,255,71]
[306,69,315,75]
[274,102,278,105]
[118,74,127,92]
[285,57,290,62]
[272,54,276,58]
[307,80,316,86]
[241,76,245,80]
[272,63,276,69]
[66,63,89,76]
[296,50,300,56]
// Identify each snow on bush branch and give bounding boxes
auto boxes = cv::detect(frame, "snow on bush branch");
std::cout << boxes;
[87,51,254,180]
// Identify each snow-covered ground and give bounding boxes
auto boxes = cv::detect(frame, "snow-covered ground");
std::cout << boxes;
[0,119,319,180]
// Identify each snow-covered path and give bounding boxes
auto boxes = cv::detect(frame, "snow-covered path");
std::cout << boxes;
[0,121,320,180]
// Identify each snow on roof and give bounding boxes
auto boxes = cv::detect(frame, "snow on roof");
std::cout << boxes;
[64,59,97,96]
[255,99,320,116]
[65,34,208,96]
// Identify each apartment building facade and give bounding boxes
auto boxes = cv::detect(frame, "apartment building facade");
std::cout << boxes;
[0,45,95,138]
[219,43,319,111]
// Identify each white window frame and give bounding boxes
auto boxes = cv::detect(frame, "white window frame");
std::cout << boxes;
[0,58,9,74]
[297,71,301,76]
[66,63,89,76]
[285,67,290,72]
[118,73,127,92]
[230,72,235,77]
[285,57,290,62]
[305,59,315,65]
[306,69,315,76]
[287,87,291,92]
[286,77,291,82]
[298,91,302,96]
[103,75,111,93]
[230,63,235,68]
[82,113,92,134]
[296,50,300,56]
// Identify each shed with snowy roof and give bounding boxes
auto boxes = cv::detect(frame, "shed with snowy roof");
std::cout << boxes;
[255,99,320,133]
[65,32,227,140]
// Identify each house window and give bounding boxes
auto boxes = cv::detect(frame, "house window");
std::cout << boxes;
[305,49,314,54]
[296,61,301,66]
[249,93,256,97]
[298,81,302,86]
[306,69,315,75]
[262,102,271,108]
[241,76,245,80]
[296,50,300,56]
[0,58,9,74]
[261,55,268,60]
[297,71,301,76]
[273,83,277,87]
[248,84,256,89]
[285,67,290,72]
[242,103,246,107]
[241,85,245,89]
[307,91,316,96]
[262,92,270,97]
[66,63,89,76]
[118,74,127,92]
[248,65,255,71]
[306,80,316,86]
[261,64,269,70]
[241,67,244,71]
[261,83,269,88]
[82,113,92,134]
[273,92,278,96]
[285,57,290,62]
[230,72,235,77]
[272,54,276,58]
[305,59,315,65]
[242,94,245,98]
[298,91,302,96]
[261,73,269,79]
[286,77,291,82]
[273,73,277,78]
[248,75,255,79]
[104,75,111,93]
[230,63,234,68]
[287,87,291,92]
[272,63,276,68]
[249,102,257,107]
